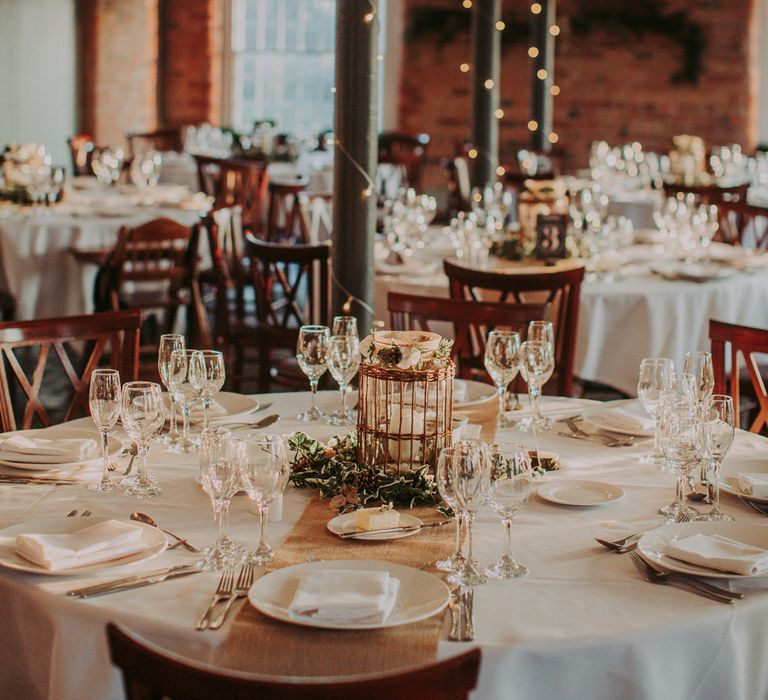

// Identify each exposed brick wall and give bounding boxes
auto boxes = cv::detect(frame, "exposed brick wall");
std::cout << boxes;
[400,0,760,185]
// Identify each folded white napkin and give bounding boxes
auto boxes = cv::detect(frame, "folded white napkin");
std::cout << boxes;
[597,402,655,435]
[737,473,768,499]
[0,434,98,465]
[663,533,768,576]
[289,569,400,624]
[16,519,147,571]
[189,400,228,425]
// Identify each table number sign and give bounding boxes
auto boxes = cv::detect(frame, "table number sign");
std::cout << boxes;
[535,214,569,259]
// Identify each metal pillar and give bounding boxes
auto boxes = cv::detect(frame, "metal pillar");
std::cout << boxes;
[530,0,555,151]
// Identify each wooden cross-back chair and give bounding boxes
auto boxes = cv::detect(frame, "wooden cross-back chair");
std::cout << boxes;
[443,259,585,396]
[710,319,768,434]
[662,182,749,205]
[107,623,481,700]
[266,176,310,243]
[378,132,430,191]
[228,235,331,391]
[193,155,269,236]
[715,201,768,250]
[388,292,552,382]
[125,126,185,159]
[0,310,140,431]
[298,192,333,243]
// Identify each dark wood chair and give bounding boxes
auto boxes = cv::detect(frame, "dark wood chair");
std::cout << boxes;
[662,182,749,204]
[378,132,430,191]
[0,310,140,431]
[710,319,768,433]
[715,201,768,250]
[228,235,331,392]
[194,155,269,236]
[388,292,552,382]
[266,175,310,242]
[106,623,481,700]
[67,134,98,177]
[444,259,585,396]
[125,126,185,158]
[443,155,472,215]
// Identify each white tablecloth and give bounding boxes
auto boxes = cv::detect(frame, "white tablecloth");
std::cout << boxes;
[1,392,768,700]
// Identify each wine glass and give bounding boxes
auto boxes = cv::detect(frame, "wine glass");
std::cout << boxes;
[485,444,533,579]
[519,341,555,431]
[435,447,465,573]
[199,428,242,570]
[697,395,735,522]
[167,349,200,453]
[332,315,358,337]
[658,400,703,520]
[296,325,330,421]
[88,369,121,493]
[238,434,290,565]
[326,335,360,426]
[120,382,164,498]
[448,439,491,587]
[683,350,715,487]
[637,357,677,464]
[484,330,521,428]
[158,334,185,450]
[189,350,226,432]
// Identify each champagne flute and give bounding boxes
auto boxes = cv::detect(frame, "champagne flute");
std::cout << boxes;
[485,444,533,579]
[332,315,358,337]
[683,350,715,487]
[88,369,121,493]
[326,335,360,426]
[189,350,226,432]
[658,400,703,520]
[238,434,290,565]
[296,325,330,421]
[697,395,735,521]
[519,340,555,431]
[435,447,465,573]
[167,349,200,453]
[637,357,676,465]
[484,330,521,428]
[527,320,555,384]
[158,334,185,450]
[120,382,164,498]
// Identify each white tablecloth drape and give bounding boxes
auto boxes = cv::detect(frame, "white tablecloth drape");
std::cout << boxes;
[1,392,767,700]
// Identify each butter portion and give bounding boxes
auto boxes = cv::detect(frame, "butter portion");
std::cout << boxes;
[354,506,401,531]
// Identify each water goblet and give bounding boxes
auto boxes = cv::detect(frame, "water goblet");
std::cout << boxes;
[658,401,703,520]
[448,439,491,587]
[637,357,676,465]
[484,330,520,429]
[296,325,330,421]
[326,335,360,426]
[120,382,164,498]
[332,315,358,338]
[697,395,735,522]
[519,340,555,431]
[158,334,185,450]
[167,349,200,453]
[485,444,533,579]
[435,447,465,573]
[683,350,715,487]
[189,350,226,432]
[88,369,121,493]
[238,434,290,565]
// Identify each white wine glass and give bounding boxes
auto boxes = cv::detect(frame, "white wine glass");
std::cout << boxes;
[484,330,521,428]
[658,401,703,520]
[435,447,465,573]
[637,357,676,465]
[520,340,555,431]
[682,350,715,487]
[120,381,164,498]
[326,335,360,426]
[158,334,185,450]
[296,325,330,421]
[332,315,358,338]
[698,395,735,522]
[189,350,226,432]
[167,349,200,453]
[88,369,121,493]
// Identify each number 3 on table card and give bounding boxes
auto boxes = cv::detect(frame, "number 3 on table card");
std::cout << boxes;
[535,214,568,260]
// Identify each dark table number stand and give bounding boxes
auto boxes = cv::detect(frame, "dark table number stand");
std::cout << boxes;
[535,214,569,260]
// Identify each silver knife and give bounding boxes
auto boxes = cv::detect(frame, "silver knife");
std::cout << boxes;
[66,564,201,598]
[339,519,451,539]
[0,476,79,485]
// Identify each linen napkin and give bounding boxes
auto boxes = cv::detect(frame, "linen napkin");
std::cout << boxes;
[289,569,400,624]
[189,400,228,425]
[15,520,147,571]
[663,533,768,576]
[0,434,98,465]
[595,402,655,435]
[737,473,768,499]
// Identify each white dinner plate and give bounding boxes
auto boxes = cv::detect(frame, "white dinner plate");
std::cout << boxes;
[327,512,423,541]
[454,379,496,407]
[637,521,768,579]
[247,559,450,630]
[0,428,124,472]
[580,399,655,437]
[164,391,260,424]
[0,517,167,576]
[719,458,768,504]
[650,261,739,283]
[537,479,624,507]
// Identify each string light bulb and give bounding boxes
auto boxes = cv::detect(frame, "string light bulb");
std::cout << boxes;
[495,21,505,31]
[527,120,538,131]
[550,84,560,96]
[460,63,470,73]
[484,78,494,89]
[342,296,353,314]
[548,133,559,144]
[496,166,505,176]
[531,3,542,14]
[362,185,373,200]
[528,47,539,58]
[495,108,504,118]
[549,25,560,36]
[468,148,478,159]
[363,11,375,23]
[462,0,472,7]
[330,86,336,94]
[537,69,548,80]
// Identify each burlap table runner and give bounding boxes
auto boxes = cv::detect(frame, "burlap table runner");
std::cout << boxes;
[216,496,455,676]
[456,394,499,443]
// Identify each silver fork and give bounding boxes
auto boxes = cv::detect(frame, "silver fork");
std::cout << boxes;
[208,564,256,630]
[80,510,91,517]
[596,513,693,552]
[565,418,633,447]
[66,509,78,517]
[460,588,475,641]
[447,587,462,641]
[196,570,235,631]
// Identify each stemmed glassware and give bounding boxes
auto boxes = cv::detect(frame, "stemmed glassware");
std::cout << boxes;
[326,335,360,426]
[484,330,521,429]
[167,349,200,453]
[120,382,164,498]
[637,357,677,464]
[238,434,290,565]
[332,315,358,338]
[190,350,226,432]
[88,369,121,493]
[698,395,735,522]
[448,439,491,587]
[435,447,464,573]
[296,325,330,421]
[682,350,715,487]
[519,340,555,431]
[485,444,533,579]
[158,334,185,451]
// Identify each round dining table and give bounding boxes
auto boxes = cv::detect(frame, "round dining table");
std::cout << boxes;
[1,391,767,700]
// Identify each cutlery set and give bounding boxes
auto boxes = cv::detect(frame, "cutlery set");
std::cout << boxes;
[197,564,256,630]
[447,586,474,641]
[339,519,451,539]
[595,512,693,553]
[557,417,635,447]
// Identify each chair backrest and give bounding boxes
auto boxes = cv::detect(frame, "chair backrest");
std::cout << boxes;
[444,258,585,396]
[67,134,97,176]
[716,201,768,250]
[378,132,430,190]
[267,177,310,242]
[662,182,748,204]
[443,156,472,214]
[107,622,481,700]
[125,126,185,158]
[0,310,140,431]
[298,192,333,243]
[193,155,269,234]
[710,319,768,433]
[388,292,552,380]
